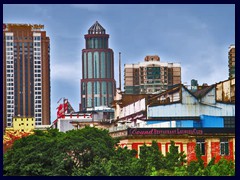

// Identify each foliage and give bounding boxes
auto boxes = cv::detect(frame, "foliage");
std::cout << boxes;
[104,147,140,176]
[150,140,187,176]
[165,141,187,171]
[4,127,117,176]
[208,158,235,176]
[4,128,235,176]
[139,141,165,175]
[3,130,32,153]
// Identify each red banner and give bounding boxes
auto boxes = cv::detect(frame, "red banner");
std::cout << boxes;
[57,104,64,118]
[64,99,68,113]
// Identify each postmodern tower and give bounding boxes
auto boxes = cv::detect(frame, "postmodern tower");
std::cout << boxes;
[3,23,51,130]
[81,21,116,110]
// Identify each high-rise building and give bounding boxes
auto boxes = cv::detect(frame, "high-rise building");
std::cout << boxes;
[191,79,198,92]
[124,55,181,94]
[80,21,116,110]
[228,44,235,79]
[3,23,51,130]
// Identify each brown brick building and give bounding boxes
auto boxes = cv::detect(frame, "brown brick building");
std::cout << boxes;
[3,23,51,130]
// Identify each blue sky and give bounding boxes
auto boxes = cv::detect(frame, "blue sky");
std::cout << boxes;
[3,4,235,122]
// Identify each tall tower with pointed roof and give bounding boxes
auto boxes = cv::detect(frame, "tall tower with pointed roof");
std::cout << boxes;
[80,21,116,110]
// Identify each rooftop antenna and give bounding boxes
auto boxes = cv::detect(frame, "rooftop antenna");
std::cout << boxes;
[57,97,63,104]
[119,52,121,90]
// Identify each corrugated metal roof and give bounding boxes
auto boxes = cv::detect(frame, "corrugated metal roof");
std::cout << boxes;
[193,85,215,98]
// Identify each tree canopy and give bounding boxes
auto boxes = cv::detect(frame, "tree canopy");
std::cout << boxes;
[3,127,235,176]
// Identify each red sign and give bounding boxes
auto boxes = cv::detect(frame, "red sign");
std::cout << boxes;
[128,128,234,136]
[128,128,203,135]
[3,24,6,30]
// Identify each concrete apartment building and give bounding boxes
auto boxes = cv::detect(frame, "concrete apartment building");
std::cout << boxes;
[124,55,181,94]
[3,23,51,130]
[228,44,235,79]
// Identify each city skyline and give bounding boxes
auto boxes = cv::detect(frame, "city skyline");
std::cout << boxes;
[3,4,235,122]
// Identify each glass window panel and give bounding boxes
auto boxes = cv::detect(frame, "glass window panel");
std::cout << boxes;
[88,52,92,78]
[102,82,107,94]
[97,82,100,94]
[106,52,111,78]
[84,52,87,79]
[91,38,94,49]
[87,82,92,107]
[94,52,99,78]
[82,82,86,94]
[94,38,98,49]
[101,52,105,78]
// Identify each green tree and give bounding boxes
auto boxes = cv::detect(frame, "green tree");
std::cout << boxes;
[4,129,73,176]
[165,141,187,171]
[139,141,165,176]
[208,158,235,176]
[60,126,116,169]
[104,147,141,176]
[186,143,205,176]
[4,127,117,176]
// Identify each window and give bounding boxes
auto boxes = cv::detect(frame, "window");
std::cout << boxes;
[34,36,41,41]
[220,138,229,156]
[196,138,205,155]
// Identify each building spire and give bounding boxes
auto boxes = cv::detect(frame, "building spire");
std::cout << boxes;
[88,21,106,34]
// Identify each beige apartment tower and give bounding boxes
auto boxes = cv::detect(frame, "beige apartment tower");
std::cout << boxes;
[124,55,181,94]
[228,44,235,79]
[3,23,51,130]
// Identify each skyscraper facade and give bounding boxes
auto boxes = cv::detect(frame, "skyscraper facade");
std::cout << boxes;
[81,21,116,110]
[228,44,235,79]
[3,23,51,130]
[124,55,181,94]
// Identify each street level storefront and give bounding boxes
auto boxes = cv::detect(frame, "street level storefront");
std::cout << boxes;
[110,127,235,165]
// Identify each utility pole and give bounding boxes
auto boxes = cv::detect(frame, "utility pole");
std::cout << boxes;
[119,52,122,90]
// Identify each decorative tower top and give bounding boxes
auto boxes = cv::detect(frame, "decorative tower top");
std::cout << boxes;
[144,55,160,62]
[88,21,106,34]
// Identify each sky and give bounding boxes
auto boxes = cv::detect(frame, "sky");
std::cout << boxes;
[3,4,235,123]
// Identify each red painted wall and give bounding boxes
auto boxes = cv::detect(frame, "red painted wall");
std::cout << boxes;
[211,141,234,163]
[132,142,161,158]
[186,142,207,165]
[165,142,183,153]
[187,142,197,162]
[130,140,234,164]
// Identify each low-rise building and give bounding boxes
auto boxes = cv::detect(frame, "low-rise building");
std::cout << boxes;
[52,107,114,132]
[11,117,35,132]
[109,78,235,164]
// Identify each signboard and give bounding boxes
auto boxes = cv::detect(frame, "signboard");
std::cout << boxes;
[127,128,235,136]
